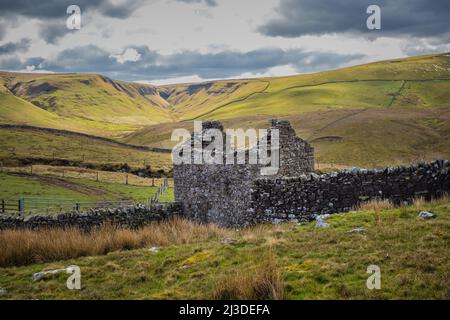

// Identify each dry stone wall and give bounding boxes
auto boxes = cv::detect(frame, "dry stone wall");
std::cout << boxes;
[0,203,181,230]
[251,160,450,223]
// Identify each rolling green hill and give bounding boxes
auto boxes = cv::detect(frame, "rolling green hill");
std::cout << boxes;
[0,127,172,171]
[0,72,174,138]
[156,53,450,120]
[1,53,450,168]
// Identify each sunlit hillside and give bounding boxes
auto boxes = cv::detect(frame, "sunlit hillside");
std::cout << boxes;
[1,53,450,167]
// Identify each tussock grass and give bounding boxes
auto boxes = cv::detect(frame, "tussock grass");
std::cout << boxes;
[213,248,285,300]
[412,197,426,210]
[0,218,230,268]
[357,199,394,212]
[0,196,448,299]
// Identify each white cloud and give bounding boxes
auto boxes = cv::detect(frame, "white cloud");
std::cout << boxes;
[110,48,142,64]
[136,75,206,86]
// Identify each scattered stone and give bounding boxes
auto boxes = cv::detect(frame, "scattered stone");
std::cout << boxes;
[32,268,67,281]
[315,214,330,228]
[347,228,368,235]
[0,288,6,294]
[221,238,238,244]
[315,220,330,228]
[418,211,437,220]
[178,265,190,270]
[149,247,160,253]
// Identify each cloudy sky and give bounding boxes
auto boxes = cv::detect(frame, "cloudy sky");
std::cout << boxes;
[0,0,449,85]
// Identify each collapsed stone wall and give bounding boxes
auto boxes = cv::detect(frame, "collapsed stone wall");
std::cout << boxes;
[251,160,450,224]
[0,203,181,230]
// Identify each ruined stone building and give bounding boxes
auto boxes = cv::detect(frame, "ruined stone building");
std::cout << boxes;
[173,119,450,228]
[172,119,315,227]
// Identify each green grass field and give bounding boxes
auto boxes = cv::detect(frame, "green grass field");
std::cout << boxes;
[0,172,172,205]
[0,197,448,299]
[0,127,172,171]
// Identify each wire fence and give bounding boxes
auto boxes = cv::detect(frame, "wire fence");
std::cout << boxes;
[0,197,137,215]
[1,177,172,216]
[0,165,174,188]
[149,178,169,204]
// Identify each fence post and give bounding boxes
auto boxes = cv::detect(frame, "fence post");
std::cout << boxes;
[125,174,128,185]
[18,197,24,215]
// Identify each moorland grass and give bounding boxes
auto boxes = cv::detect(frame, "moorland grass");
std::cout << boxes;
[0,196,448,299]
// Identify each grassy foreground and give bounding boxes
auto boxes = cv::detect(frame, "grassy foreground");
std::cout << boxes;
[0,197,448,300]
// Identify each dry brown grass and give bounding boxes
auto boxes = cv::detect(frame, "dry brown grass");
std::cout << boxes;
[357,198,394,211]
[431,193,449,205]
[212,248,285,300]
[238,223,290,244]
[412,196,426,210]
[357,198,395,225]
[0,218,230,267]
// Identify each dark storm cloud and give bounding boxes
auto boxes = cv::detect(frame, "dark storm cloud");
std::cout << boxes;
[38,20,71,45]
[175,0,218,7]
[6,44,363,81]
[258,0,450,40]
[0,24,7,41]
[0,0,143,19]
[0,38,31,55]
[0,57,23,70]
[0,0,143,43]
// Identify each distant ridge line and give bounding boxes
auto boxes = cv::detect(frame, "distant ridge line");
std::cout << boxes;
[0,124,172,154]
[184,78,450,121]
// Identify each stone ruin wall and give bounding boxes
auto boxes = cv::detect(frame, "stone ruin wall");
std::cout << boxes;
[174,163,260,227]
[274,120,314,177]
[173,119,315,227]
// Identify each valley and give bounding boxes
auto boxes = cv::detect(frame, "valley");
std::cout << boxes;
[1,53,450,172]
